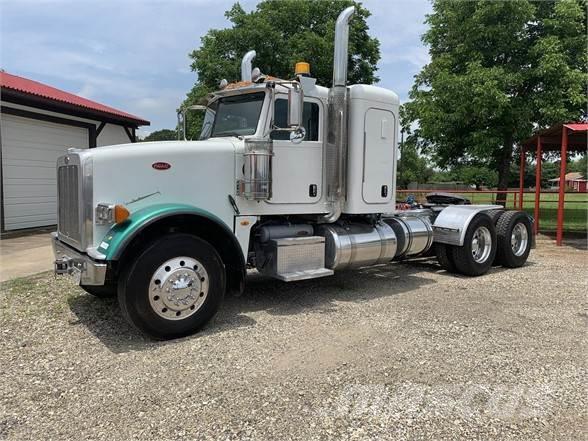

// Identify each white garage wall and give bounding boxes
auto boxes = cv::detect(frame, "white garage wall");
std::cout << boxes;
[97,123,132,147]
[2,102,136,147]
[1,102,145,231]
[1,113,89,230]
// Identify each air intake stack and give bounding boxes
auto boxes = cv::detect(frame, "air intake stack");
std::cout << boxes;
[241,50,256,82]
[322,6,355,223]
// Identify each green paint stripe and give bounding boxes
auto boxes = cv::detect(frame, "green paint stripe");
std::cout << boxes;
[97,203,230,260]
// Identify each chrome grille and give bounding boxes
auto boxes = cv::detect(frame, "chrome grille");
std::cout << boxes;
[57,164,81,245]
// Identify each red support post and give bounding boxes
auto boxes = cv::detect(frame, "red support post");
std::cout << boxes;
[556,128,568,246]
[518,147,525,210]
[534,137,542,234]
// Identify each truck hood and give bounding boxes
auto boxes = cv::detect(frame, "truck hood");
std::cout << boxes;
[83,138,239,243]
[82,137,237,160]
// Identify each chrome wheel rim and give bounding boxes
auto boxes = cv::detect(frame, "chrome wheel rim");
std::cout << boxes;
[149,257,209,320]
[511,223,528,257]
[471,226,492,264]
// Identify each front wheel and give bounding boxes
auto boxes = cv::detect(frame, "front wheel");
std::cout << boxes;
[118,233,225,339]
[451,213,497,277]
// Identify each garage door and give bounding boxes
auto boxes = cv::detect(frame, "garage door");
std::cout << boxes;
[1,113,88,230]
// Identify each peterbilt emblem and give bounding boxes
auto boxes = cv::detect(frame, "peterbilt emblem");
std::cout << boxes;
[152,162,171,170]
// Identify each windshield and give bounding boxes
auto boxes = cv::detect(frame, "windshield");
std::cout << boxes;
[199,107,215,139]
[203,92,265,139]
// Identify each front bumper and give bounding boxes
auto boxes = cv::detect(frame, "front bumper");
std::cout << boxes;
[52,233,106,286]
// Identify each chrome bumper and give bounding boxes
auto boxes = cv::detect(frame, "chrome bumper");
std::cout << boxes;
[52,233,106,286]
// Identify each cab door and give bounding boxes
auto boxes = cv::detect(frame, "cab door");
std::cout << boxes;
[268,97,323,204]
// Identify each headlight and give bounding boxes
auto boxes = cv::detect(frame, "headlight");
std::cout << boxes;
[95,203,130,225]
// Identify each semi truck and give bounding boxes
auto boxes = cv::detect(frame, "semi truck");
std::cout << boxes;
[53,7,533,339]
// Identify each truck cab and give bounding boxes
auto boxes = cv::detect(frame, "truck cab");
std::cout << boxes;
[53,6,533,339]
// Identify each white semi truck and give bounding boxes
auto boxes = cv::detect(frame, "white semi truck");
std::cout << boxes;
[53,7,533,339]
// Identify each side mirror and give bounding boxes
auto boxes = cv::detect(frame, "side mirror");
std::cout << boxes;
[269,81,306,143]
[287,84,304,128]
[177,105,207,140]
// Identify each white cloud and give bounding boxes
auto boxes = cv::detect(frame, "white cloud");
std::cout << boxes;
[1,0,430,129]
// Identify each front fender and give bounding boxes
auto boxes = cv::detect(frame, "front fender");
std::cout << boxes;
[96,203,233,260]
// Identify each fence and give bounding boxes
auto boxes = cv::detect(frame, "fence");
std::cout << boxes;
[397,189,520,207]
[396,189,587,238]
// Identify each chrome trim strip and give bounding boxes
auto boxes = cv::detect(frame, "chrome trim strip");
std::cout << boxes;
[82,154,94,249]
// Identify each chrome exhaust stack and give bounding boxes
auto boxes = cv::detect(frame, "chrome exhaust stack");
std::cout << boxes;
[322,6,355,223]
[241,50,256,82]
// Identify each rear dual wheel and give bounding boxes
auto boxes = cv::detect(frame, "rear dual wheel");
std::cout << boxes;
[436,211,532,276]
[435,243,457,273]
[450,213,497,276]
[494,211,532,268]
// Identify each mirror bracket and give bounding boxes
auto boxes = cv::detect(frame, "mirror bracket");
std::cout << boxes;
[267,80,305,143]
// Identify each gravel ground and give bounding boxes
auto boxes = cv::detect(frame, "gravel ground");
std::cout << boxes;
[0,237,586,441]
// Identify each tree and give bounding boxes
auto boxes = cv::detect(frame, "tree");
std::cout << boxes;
[568,155,587,174]
[183,0,380,139]
[454,165,498,190]
[403,0,586,204]
[142,129,177,142]
[397,136,434,188]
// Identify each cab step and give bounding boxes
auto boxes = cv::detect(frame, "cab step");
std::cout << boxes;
[260,236,334,282]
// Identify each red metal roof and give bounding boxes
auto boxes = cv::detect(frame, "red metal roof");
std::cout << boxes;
[0,71,149,125]
[563,123,588,132]
[521,122,588,152]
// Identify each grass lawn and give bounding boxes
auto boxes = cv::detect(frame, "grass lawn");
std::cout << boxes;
[404,191,587,233]
[520,192,587,233]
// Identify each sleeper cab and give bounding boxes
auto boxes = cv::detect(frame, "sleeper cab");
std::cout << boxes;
[344,84,400,214]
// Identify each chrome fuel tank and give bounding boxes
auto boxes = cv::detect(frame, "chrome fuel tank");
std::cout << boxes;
[316,221,397,270]
[383,213,434,258]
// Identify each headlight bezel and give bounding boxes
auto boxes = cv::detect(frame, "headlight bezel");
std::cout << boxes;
[95,203,116,225]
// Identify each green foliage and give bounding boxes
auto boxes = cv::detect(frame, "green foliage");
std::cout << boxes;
[568,155,587,174]
[508,156,586,189]
[454,165,498,189]
[190,0,379,89]
[429,164,498,189]
[403,0,587,197]
[397,137,434,188]
[182,0,380,139]
[141,129,177,142]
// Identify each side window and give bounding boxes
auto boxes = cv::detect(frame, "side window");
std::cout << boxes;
[273,99,320,141]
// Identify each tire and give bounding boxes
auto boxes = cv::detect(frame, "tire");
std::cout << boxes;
[435,243,457,273]
[485,209,503,225]
[80,283,116,298]
[118,233,226,340]
[494,211,532,268]
[451,213,497,277]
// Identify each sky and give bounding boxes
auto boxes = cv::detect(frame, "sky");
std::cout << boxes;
[0,0,432,137]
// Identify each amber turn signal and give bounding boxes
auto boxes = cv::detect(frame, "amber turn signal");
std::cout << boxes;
[114,204,130,224]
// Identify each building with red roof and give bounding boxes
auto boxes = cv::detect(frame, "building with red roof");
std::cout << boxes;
[548,172,587,193]
[1,70,150,231]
